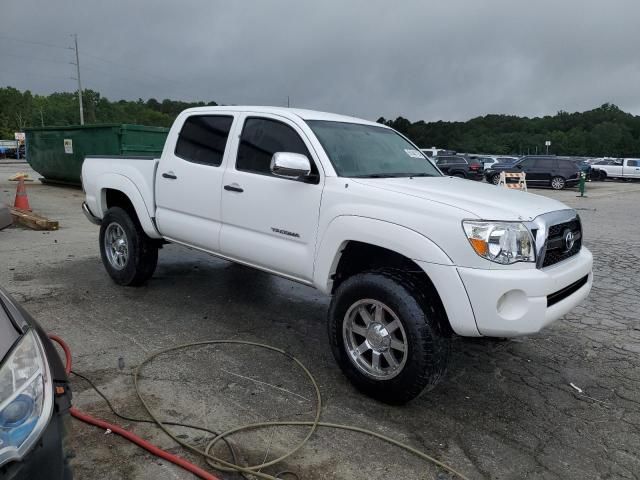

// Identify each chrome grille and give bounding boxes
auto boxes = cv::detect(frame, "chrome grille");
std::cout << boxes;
[527,210,583,269]
[542,218,582,268]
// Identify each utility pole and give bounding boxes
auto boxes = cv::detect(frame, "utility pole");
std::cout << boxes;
[72,34,84,125]
[39,107,44,127]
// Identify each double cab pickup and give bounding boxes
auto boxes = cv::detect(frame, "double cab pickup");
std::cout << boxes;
[82,107,593,404]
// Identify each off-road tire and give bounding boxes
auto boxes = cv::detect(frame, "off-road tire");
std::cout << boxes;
[328,269,450,404]
[99,207,158,286]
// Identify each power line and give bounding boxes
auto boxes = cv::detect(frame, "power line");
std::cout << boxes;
[0,34,71,51]
[80,52,183,86]
[81,63,160,87]
[0,34,198,101]
[0,51,72,65]
[0,69,73,81]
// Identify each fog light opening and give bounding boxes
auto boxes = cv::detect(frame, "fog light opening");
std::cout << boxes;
[496,290,528,321]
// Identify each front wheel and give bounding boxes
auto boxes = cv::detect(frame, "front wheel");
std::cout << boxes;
[328,270,450,404]
[491,173,501,185]
[453,172,466,179]
[99,207,158,286]
[550,176,566,190]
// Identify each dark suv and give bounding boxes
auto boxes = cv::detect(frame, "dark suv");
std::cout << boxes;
[435,155,483,180]
[485,156,581,190]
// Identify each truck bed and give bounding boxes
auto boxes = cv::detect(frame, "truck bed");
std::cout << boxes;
[81,155,160,236]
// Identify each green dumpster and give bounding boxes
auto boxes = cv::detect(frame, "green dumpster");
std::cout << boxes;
[25,124,169,185]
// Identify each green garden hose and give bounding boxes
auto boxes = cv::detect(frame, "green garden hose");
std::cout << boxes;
[134,340,471,480]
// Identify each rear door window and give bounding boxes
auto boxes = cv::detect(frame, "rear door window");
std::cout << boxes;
[627,160,639,167]
[175,115,234,166]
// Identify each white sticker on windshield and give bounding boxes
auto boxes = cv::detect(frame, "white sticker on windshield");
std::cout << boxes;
[404,149,423,159]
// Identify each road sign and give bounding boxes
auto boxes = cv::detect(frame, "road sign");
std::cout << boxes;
[545,140,551,146]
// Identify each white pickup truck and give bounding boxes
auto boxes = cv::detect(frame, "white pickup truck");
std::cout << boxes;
[82,106,593,404]
[592,158,640,181]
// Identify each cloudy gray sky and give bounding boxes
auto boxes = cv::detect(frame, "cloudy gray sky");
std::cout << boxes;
[2,0,639,122]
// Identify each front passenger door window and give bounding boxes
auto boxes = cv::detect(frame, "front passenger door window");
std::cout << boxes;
[236,117,318,179]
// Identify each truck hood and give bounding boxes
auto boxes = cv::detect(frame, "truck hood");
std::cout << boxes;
[351,176,571,221]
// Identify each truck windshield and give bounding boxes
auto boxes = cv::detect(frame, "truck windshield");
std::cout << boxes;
[306,120,441,178]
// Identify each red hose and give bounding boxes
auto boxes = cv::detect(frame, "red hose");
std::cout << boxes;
[48,335,72,374]
[48,334,220,480]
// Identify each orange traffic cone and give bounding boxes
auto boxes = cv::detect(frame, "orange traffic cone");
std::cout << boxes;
[13,176,32,211]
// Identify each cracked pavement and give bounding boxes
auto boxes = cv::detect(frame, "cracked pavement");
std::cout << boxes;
[1,163,639,479]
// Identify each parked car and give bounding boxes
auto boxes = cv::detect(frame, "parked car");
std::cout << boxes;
[0,288,72,480]
[472,156,519,169]
[497,156,520,163]
[420,147,455,158]
[435,155,484,180]
[475,156,500,168]
[485,156,581,190]
[591,158,640,181]
[82,106,593,404]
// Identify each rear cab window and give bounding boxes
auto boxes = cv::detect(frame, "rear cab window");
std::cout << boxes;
[175,115,234,166]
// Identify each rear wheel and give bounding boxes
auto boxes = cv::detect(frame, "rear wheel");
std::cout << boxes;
[550,176,566,190]
[328,270,450,404]
[99,207,158,286]
[491,173,501,185]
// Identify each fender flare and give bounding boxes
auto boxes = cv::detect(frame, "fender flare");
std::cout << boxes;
[313,215,453,293]
[96,173,162,239]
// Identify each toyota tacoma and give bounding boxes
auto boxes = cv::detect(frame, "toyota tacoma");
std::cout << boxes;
[81,107,593,404]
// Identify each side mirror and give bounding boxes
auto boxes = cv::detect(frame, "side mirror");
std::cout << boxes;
[270,152,312,180]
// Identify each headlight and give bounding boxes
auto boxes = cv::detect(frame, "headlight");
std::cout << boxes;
[0,330,53,466]
[462,221,535,264]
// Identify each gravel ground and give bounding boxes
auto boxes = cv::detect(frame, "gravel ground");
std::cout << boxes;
[1,165,639,480]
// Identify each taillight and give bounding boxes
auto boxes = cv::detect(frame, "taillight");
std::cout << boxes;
[470,164,480,170]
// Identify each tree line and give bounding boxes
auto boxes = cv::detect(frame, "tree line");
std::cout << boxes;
[378,103,640,157]
[2,86,639,157]
[0,86,216,138]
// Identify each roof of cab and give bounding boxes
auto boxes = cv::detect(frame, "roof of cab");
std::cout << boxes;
[179,106,383,127]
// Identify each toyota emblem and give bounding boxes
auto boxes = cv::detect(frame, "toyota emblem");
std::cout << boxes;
[563,229,575,251]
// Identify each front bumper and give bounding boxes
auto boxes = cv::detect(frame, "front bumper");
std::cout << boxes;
[457,247,593,336]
